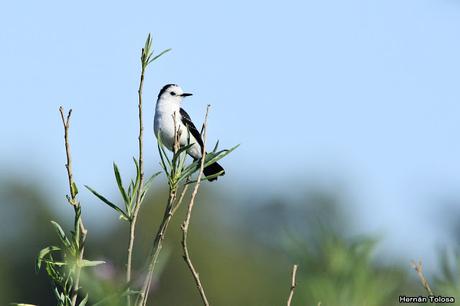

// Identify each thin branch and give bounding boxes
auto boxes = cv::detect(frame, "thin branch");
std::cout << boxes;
[172,183,190,216]
[126,45,147,306]
[286,264,299,306]
[59,108,76,204]
[137,113,182,306]
[139,190,176,306]
[59,106,87,306]
[181,105,211,306]
[411,260,434,296]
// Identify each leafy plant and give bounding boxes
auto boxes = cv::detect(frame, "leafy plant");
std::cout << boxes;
[137,123,238,306]
[36,108,104,306]
[85,161,159,222]
[31,33,242,306]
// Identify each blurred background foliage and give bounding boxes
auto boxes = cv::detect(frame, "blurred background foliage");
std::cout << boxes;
[0,178,460,306]
[2,173,459,306]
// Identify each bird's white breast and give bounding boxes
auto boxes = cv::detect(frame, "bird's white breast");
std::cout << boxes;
[154,99,202,159]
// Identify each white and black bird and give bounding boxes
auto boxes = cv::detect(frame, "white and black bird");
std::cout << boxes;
[154,84,225,181]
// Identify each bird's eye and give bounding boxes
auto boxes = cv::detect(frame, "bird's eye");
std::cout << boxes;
[170,92,176,96]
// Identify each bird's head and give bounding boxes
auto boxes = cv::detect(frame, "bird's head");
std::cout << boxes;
[157,84,192,104]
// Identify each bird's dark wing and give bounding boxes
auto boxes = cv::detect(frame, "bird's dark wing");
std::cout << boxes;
[180,108,204,149]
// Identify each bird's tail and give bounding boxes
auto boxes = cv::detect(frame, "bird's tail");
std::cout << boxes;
[203,161,225,181]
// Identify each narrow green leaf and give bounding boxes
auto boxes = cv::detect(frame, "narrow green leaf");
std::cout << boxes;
[127,157,142,214]
[175,143,194,157]
[127,180,133,197]
[180,144,239,181]
[85,185,129,220]
[144,171,161,193]
[148,48,172,65]
[133,157,139,172]
[158,135,172,167]
[158,148,169,175]
[78,294,89,306]
[80,259,106,267]
[144,33,152,52]
[113,162,129,206]
[46,259,63,284]
[36,246,61,272]
[41,260,67,267]
[50,221,72,248]
[157,140,170,177]
[212,140,220,153]
[205,144,239,166]
[71,182,79,197]
[186,170,225,184]
[178,149,187,173]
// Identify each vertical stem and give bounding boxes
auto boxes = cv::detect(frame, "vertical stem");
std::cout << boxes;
[59,107,87,306]
[138,187,177,306]
[286,264,299,306]
[72,209,87,306]
[126,51,147,306]
[137,113,185,306]
[181,105,211,306]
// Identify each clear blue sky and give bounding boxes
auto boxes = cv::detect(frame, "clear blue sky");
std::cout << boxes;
[1,0,460,268]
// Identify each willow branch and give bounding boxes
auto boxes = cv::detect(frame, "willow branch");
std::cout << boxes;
[59,106,87,306]
[172,183,190,216]
[286,264,298,306]
[181,105,211,306]
[138,187,189,306]
[126,45,148,306]
[138,115,182,306]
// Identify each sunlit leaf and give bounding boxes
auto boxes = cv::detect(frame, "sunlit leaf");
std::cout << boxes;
[113,162,129,207]
[50,221,72,248]
[80,259,106,268]
[179,144,239,181]
[71,182,79,197]
[147,48,172,65]
[212,140,219,153]
[78,294,89,306]
[85,185,129,221]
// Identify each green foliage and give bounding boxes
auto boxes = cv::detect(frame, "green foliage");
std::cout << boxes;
[85,159,160,222]
[85,32,170,224]
[295,235,406,306]
[433,248,460,297]
[6,175,455,306]
[141,33,171,70]
[36,218,105,306]
[85,185,129,221]
[37,219,77,306]
[74,269,143,306]
[157,133,238,188]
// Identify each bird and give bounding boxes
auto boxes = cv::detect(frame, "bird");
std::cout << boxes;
[154,84,225,181]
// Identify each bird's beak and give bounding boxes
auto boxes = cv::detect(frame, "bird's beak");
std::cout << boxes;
[180,93,193,97]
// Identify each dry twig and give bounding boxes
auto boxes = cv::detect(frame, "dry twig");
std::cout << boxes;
[59,106,87,306]
[286,264,299,306]
[181,105,211,306]
[411,260,434,296]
